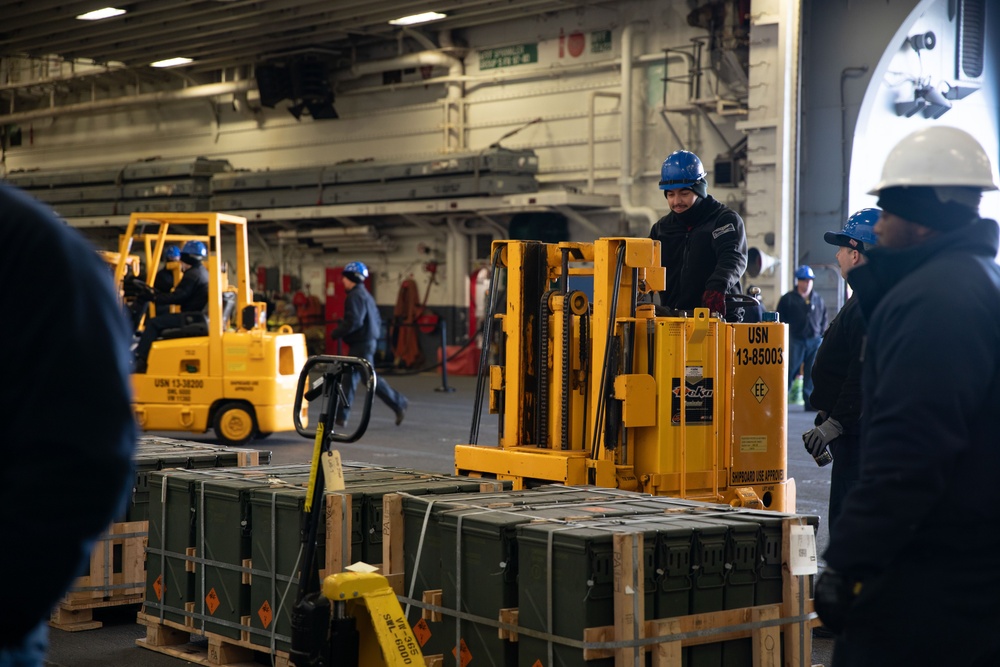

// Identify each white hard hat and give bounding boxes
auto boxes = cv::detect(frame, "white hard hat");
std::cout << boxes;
[868,126,998,194]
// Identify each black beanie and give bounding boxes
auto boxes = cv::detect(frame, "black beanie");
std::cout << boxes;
[876,186,978,231]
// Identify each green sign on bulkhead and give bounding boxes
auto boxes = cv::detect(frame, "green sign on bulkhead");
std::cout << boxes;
[479,43,539,70]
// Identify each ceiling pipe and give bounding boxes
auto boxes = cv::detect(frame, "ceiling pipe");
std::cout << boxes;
[0,79,255,125]
[619,22,659,230]
[338,50,462,82]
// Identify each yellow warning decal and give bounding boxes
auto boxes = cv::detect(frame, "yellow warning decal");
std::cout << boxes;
[750,376,769,403]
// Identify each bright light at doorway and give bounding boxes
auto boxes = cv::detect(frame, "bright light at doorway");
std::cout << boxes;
[388,11,447,26]
[76,7,126,20]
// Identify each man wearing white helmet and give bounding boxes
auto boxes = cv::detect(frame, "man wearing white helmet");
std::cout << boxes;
[816,127,1000,666]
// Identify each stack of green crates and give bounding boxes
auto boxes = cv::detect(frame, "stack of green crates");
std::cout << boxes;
[397,487,818,667]
[127,436,272,522]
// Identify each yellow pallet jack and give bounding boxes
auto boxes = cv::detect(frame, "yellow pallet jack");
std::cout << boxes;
[288,355,423,667]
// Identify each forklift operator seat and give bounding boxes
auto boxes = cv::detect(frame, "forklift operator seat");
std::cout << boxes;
[159,312,209,339]
[157,292,237,340]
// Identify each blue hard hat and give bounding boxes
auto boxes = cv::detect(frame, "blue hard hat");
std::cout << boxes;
[824,208,879,251]
[794,265,815,281]
[164,245,180,261]
[343,261,369,282]
[181,240,207,261]
[658,150,707,191]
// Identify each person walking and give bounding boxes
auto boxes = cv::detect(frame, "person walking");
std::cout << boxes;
[648,150,748,319]
[815,126,1000,666]
[330,261,408,426]
[777,265,826,410]
[802,209,878,532]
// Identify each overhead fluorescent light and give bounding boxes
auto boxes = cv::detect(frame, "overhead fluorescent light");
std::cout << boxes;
[151,57,194,68]
[76,7,126,20]
[388,11,447,26]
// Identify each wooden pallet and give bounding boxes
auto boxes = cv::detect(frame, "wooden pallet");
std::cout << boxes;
[50,520,148,631]
[50,596,145,632]
[136,611,291,666]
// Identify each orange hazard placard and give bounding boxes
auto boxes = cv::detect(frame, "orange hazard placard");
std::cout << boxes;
[258,600,273,629]
[412,618,432,647]
[451,638,472,667]
[153,575,163,601]
[205,588,220,615]
[532,661,544,667]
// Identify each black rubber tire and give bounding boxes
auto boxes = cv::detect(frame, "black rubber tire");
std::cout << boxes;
[212,401,258,447]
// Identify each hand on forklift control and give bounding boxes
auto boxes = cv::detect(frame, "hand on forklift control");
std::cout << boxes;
[814,567,862,635]
[701,289,726,317]
[803,417,843,458]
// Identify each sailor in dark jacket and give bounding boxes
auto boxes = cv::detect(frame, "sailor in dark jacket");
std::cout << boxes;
[815,127,1000,667]
[330,261,408,426]
[0,183,135,664]
[803,209,878,533]
[648,150,747,318]
[133,240,210,373]
[777,265,827,409]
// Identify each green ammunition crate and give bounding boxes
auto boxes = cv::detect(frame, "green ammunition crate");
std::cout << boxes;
[696,516,759,667]
[195,478,271,640]
[438,501,656,667]
[248,486,312,653]
[360,477,496,565]
[516,521,658,667]
[145,471,201,627]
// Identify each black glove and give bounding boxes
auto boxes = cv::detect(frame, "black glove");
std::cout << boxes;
[802,417,842,459]
[814,410,828,427]
[814,567,861,635]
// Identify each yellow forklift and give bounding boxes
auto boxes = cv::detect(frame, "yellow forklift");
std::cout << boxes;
[110,212,309,446]
[455,237,793,511]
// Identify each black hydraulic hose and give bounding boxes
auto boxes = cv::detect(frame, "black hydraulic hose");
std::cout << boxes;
[579,312,590,447]
[469,246,505,445]
[561,291,571,450]
[536,290,556,447]
[590,244,627,460]
[619,268,638,464]
[560,248,572,450]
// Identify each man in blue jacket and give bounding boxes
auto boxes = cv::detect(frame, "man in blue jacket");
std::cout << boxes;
[815,127,1000,666]
[330,261,408,426]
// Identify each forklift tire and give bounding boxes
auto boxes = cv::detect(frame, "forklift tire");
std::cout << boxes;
[213,402,258,447]
[254,432,272,440]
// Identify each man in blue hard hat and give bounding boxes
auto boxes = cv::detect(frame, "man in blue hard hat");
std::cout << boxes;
[330,261,408,426]
[777,264,826,410]
[802,209,878,534]
[648,150,748,319]
[133,239,210,373]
